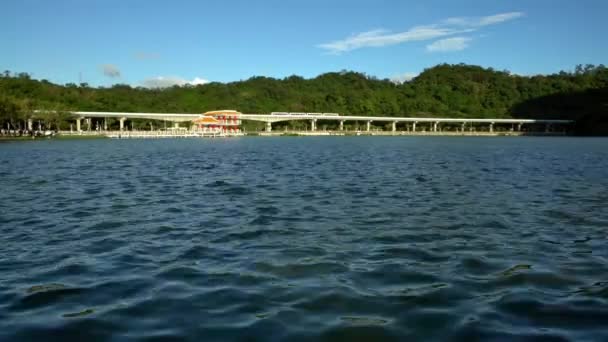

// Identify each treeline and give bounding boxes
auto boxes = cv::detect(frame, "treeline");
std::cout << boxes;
[1,64,607,134]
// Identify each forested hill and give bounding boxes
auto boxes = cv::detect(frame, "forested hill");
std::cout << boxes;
[1,63,607,134]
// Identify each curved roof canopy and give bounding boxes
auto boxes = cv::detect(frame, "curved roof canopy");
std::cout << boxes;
[204,110,242,116]
[192,116,220,124]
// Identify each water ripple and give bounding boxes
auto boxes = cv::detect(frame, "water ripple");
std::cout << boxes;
[1,137,607,341]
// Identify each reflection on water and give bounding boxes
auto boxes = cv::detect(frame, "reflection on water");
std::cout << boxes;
[0,137,607,341]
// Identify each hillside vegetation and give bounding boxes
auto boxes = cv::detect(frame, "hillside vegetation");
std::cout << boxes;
[1,64,607,134]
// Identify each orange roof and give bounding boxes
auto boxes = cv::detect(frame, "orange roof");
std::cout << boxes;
[192,116,220,124]
[204,110,242,116]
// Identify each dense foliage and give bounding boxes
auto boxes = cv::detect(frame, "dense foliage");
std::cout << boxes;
[1,64,607,133]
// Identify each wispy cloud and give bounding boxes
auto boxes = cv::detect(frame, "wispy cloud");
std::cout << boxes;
[477,12,524,26]
[390,72,419,84]
[101,64,121,78]
[426,37,472,52]
[318,11,523,54]
[318,26,466,54]
[142,76,209,88]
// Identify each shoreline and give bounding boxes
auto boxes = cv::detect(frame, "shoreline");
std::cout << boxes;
[0,131,572,141]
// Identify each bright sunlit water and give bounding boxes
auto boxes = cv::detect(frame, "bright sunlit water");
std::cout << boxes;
[1,137,607,341]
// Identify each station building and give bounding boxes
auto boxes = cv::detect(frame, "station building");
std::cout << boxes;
[192,110,242,134]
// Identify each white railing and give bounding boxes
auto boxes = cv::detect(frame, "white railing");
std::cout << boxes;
[59,130,244,138]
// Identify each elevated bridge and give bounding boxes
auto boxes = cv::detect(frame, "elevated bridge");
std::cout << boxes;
[64,111,573,133]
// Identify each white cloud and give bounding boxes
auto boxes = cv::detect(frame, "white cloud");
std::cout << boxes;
[390,72,419,84]
[101,64,121,78]
[142,76,210,88]
[190,77,209,85]
[477,12,524,26]
[441,12,524,28]
[426,37,472,52]
[510,70,532,77]
[318,26,465,54]
[318,11,523,54]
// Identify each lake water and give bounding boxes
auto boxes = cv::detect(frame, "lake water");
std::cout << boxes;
[1,137,607,341]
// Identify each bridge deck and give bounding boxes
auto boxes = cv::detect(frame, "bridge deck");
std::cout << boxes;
[68,111,573,124]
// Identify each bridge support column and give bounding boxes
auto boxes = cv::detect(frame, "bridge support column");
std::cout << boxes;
[339,120,344,131]
[119,117,126,131]
[517,123,523,131]
[391,121,397,132]
[433,122,439,132]
[27,119,33,131]
[311,119,317,131]
[174,122,179,129]
[461,122,466,133]
[104,118,108,131]
[265,122,272,132]
[412,122,417,132]
[489,122,494,133]
[366,121,372,132]
[86,118,91,131]
[76,118,81,132]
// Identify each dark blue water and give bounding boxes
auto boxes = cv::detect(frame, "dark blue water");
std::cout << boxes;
[1,137,607,341]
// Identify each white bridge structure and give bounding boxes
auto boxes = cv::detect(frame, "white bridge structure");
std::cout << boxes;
[66,111,573,133]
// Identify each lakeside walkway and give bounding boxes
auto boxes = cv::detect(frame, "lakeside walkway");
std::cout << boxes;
[258,130,567,137]
[56,130,568,139]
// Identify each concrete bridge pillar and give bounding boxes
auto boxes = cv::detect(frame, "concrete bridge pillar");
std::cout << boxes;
[412,122,417,132]
[86,118,92,131]
[391,121,397,132]
[265,121,272,132]
[489,122,494,133]
[517,123,523,131]
[461,122,466,132]
[433,122,439,132]
[339,120,344,131]
[366,121,372,132]
[76,118,81,132]
[174,122,179,129]
[119,117,126,131]
[311,119,317,131]
[27,119,33,131]
[104,118,108,131]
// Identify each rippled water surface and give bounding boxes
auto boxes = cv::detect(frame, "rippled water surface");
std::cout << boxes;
[1,137,607,341]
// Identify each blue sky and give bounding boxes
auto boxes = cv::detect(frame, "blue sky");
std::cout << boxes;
[2,0,607,87]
